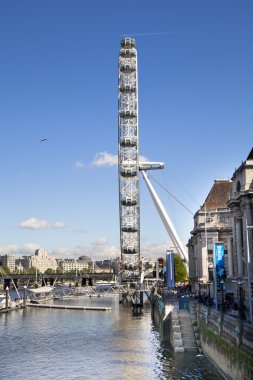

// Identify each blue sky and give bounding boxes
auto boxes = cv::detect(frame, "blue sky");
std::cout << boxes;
[0,0,252,260]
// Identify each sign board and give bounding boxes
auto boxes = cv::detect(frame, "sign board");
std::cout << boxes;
[214,243,225,291]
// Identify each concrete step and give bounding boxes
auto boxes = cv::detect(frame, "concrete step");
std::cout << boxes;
[175,346,185,353]
[180,326,194,335]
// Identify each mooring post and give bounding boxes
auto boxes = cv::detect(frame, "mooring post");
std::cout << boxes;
[23,285,27,308]
[5,286,9,309]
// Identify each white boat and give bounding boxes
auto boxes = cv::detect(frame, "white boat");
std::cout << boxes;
[27,286,55,304]
[95,280,117,288]
[0,293,17,310]
[0,293,8,309]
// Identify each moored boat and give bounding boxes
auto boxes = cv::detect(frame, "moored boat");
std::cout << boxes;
[27,286,55,304]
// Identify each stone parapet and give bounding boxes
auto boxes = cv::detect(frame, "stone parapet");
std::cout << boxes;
[198,304,253,380]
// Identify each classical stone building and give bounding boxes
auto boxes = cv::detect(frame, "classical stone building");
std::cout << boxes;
[188,148,253,323]
[227,148,253,319]
[17,249,57,273]
[188,179,233,293]
[58,258,89,273]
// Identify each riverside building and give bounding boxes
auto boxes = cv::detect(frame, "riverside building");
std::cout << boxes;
[58,258,89,273]
[0,253,16,272]
[188,148,253,323]
[16,249,57,274]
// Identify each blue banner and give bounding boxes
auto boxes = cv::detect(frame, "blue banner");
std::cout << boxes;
[214,243,225,290]
[166,251,175,289]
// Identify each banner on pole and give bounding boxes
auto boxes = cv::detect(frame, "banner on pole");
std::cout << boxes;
[214,243,225,290]
[166,251,175,288]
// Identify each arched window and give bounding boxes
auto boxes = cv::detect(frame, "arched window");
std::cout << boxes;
[236,180,241,193]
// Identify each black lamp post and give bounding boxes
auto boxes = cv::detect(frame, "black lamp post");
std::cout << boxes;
[237,281,246,320]
[207,281,212,307]
[220,279,224,312]
[198,279,202,303]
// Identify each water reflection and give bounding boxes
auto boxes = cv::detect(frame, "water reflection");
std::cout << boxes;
[0,296,223,380]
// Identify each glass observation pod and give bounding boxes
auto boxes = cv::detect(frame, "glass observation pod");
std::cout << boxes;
[120,84,136,92]
[122,223,138,232]
[120,136,137,147]
[120,63,136,72]
[124,263,139,270]
[120,167,137,177]
[121,196,137,206]
[124,270,139,278]
[122,246,137,254]
[120,162,137,177]
[120,48,136,58]
[120,38,136,48]
[119,110,136,118]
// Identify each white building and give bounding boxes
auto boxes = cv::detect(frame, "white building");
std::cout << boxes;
[29,249,57,273]
[59,258,89,273]
[0,254,16,272]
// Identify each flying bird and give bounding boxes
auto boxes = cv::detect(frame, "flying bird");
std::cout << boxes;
[40,138,48,142]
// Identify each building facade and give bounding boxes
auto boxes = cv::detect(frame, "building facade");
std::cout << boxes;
[188,180,233,293]
[58,258,89,273]
[188,148,253,323]
[0,254,16,272]
[227,148,253,319]
[17,249,58,273]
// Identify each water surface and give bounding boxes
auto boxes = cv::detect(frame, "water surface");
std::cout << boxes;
[0,295,223,379]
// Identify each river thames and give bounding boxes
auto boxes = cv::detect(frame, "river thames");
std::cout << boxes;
[0,295,224,380]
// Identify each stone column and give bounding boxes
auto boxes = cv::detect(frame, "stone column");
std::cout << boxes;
[202,246,208,281]
[236,218,243,277]
[227,238,234,277]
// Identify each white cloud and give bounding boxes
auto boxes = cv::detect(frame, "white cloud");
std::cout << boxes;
[52,237,120,260]
[0,244,19,255]
[0,243,41,256]
[75,152,150,169]
[139,155,149,162]
[91,151,118,167]
[19,218,49,230]
[141,240,169,258]
[51,221,66,229]
[0,238,173,261]
[74,160,86,169]
[19,218,66,230]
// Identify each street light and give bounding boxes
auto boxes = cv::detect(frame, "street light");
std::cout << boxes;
[207,281,213,307]
[237,281,246,320]
[198,278,203,303]
[220,279,225,312]
[246,220,253,324]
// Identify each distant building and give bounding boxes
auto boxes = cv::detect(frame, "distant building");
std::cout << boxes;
[78,255,92,264]
[58,258,89,273]
[0,254,16,272]
[32,249,57,273]
[16,256,30,271]
[17,249,57,274]
[95,260,113,273]
[188,179,233,292]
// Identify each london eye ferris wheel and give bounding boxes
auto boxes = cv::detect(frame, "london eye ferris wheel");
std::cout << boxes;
[118,37,140,280]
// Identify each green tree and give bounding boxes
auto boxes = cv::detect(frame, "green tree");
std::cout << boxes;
[174,254,188,283]
[45,268,55,275]
[26,266,39,275]
[1,266,10,275]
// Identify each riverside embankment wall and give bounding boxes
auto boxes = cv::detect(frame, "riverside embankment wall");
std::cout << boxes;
[198,305,253,380]
[152,294,253,380]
